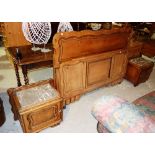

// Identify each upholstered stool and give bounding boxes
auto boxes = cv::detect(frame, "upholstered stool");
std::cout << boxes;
[125,57,154,86]
[91,95,155,133]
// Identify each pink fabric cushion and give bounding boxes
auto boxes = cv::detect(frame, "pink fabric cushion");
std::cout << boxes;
[92,95,155,133]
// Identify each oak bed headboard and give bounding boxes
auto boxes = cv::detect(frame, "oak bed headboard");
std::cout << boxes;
[53,27,131,67]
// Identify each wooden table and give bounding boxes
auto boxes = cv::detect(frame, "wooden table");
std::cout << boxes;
[8,44,53,86]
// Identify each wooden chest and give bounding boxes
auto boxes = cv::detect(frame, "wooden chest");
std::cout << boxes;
[7,79,63,133]
[125,57,154,86]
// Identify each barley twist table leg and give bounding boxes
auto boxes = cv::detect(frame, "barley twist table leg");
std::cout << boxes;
[21,65,29,85]
[13,59,22,86]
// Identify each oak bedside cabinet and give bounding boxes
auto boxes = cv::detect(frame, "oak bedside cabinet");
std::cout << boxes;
[126,41,154,86]
[7,79,63,133]
[125,57,154,86]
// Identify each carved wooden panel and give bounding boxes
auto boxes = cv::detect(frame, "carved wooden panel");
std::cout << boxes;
[58,34,128,61]
[87,58,111,86]
[110,51,127,78]
[22,103,62,133]
[61,61,86,96]
[53,28,131,67]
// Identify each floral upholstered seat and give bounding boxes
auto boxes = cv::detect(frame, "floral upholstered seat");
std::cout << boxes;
[92,94,155,133]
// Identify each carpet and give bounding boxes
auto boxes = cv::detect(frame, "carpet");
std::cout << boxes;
[0,47,155,133]
[1,74,155,133]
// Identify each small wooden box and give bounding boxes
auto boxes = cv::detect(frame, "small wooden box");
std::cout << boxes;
[125,57,154,86]
[8,79,63,133]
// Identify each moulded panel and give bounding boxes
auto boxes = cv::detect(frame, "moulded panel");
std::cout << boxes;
[110,52,127,78]
[87,58,111,86]
[61,61,86,96]
[22,103,62,132]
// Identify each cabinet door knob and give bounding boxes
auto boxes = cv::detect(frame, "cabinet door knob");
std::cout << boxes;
[120,51,122,53]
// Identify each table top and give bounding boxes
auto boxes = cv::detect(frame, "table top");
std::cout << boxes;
[8,44,53,65]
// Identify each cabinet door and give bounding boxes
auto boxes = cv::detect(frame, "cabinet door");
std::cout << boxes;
[110,52,127,78]
[87,58,111,86]
[21,102,62,133]
[61,61,86,96]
